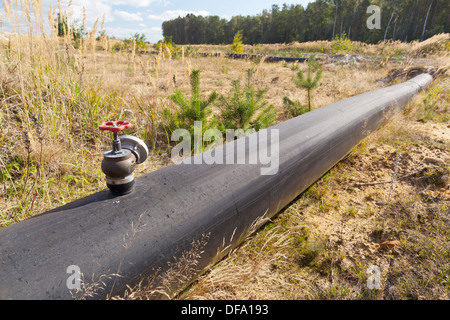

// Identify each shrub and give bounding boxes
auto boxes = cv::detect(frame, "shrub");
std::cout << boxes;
[230,31,244,54]
[283,97,309,118]
[330,32,354,54]
[154,36,180,57]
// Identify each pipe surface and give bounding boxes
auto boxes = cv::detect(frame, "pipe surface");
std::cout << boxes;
[0,74,433,300]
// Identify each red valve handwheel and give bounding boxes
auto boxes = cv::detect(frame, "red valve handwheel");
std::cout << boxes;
[99,121,131,133]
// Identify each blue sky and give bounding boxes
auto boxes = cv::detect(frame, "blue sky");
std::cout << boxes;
[4,0,313,43]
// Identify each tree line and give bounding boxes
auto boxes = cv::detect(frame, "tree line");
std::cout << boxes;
[162,0,449,45]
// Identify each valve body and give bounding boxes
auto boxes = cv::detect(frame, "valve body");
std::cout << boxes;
[99,121,148,196]
[102,149,137,196]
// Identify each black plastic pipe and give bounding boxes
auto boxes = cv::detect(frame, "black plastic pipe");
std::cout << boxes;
[0,74,432,300]
[225,53,309,63]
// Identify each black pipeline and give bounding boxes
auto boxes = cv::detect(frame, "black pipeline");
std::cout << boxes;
[0,74,433,299]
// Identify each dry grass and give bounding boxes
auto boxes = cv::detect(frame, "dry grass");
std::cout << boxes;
[249,33,450,58]
[0,1,449,300]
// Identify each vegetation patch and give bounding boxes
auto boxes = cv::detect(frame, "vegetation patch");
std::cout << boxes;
[0,0,448,300]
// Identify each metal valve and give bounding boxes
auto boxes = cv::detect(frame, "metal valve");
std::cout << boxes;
[99,121,149,196]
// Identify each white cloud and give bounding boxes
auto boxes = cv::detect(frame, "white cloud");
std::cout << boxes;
[148,9,211,21]
[51,0,167,10]
[34,0,176,41]
[109,0,167,8]
[59,0,115,24]
[104,25,162,40]
[43,0,164,24]
[113,9,143,22]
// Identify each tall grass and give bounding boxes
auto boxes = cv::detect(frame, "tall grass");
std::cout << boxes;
[0,1,134,225]
[0,0,197,226]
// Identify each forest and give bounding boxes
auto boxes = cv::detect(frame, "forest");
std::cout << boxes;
[162,0,449,45]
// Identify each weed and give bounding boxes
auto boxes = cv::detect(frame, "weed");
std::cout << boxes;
[330,32,355,54]
[134,94,161,151]
[282,96,308,118]
[296,236,326,270]
[380,153,403,237]
[417,83,440,122]
[221,65,229,74]
[347,206,357,216]
[154,36,180,58]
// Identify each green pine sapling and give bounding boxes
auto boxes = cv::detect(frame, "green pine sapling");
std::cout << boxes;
[293,54,322,111]
[217,68,277,133]
[161,69,218,152]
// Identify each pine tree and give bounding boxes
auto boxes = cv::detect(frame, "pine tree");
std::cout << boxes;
[162,69,218,152]
[218,69,277,132]
[293,55,322,111]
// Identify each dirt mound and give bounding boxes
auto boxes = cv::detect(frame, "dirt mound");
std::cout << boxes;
[377,65,447,84]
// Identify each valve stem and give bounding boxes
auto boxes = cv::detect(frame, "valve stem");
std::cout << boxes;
[112,132,122,153]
